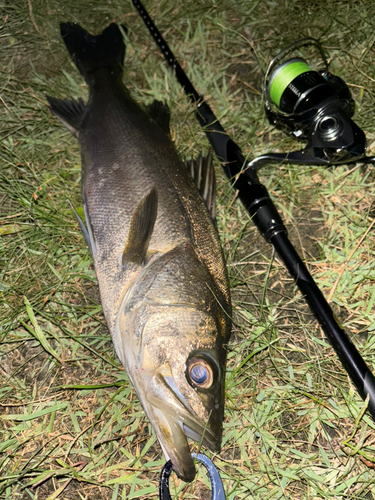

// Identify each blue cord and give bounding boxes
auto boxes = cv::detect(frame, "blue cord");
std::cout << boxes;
[159,453,225,500]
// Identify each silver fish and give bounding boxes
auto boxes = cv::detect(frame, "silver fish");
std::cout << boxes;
[48,22,231,482]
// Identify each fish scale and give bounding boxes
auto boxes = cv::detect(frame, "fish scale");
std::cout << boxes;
[48,22,231,483]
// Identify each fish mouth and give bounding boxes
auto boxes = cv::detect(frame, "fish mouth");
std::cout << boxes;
[141,373,222,482]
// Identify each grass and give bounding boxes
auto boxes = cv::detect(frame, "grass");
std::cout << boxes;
[1,0,375,499]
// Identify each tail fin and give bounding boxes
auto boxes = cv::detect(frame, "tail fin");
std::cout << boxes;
[60,23,126,82]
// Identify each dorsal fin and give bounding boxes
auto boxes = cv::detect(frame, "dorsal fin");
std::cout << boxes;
[47,97,87,137]
[185,153,216,221]
[147,100,171,134]
[122,188,158,266]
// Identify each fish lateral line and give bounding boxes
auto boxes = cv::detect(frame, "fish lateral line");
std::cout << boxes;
[142,298,208,309]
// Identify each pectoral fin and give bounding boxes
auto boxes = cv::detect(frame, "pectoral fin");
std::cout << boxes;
[122,188,158,266]
[185,153,216,222]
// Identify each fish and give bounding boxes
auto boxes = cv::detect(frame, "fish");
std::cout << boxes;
[48,22,232,482]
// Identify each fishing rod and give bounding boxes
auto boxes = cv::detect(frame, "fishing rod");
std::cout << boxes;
[132,0,375,439]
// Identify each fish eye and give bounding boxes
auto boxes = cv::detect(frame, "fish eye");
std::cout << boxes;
[187,356,214,389]
[191,364,207,384]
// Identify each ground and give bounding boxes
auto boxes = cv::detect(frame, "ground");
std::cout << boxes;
[1,1,375,499]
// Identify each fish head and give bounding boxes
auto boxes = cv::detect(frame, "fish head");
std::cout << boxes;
[126,306,228,482]
[114,244,231,482]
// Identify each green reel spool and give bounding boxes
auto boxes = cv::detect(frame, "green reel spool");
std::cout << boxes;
[267,57,335,114]
[268,58,310,107]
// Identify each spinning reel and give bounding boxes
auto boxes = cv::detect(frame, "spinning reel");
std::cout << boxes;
[249,38,375,170]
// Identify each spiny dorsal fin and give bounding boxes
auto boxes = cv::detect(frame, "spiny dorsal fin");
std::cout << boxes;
[47,97,87,137]
[185,153,216,222]
[147,100,171,134]
[122,187,158,266]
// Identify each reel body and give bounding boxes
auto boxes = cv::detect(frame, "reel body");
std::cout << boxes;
[250,38,373,170]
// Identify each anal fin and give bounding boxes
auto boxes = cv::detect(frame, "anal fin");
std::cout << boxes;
[122,188,158,266]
